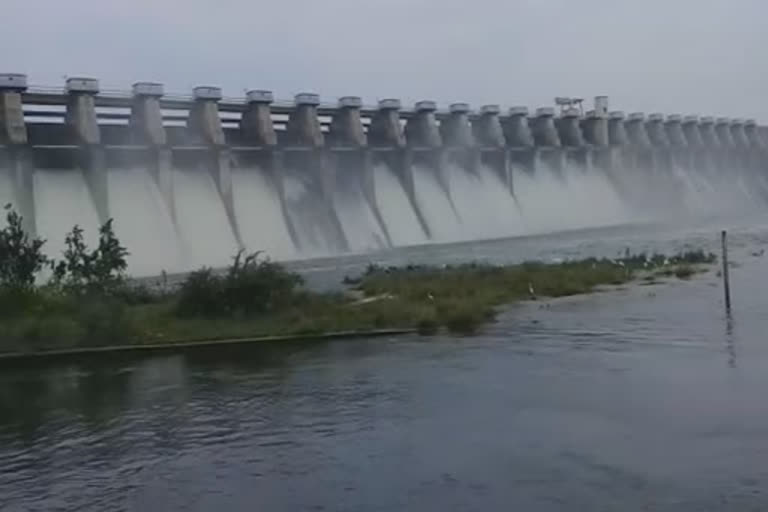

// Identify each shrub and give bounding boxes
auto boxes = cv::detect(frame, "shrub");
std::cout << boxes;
[52,220,129,295]
[175,251,304,318]
[0,205,50,290]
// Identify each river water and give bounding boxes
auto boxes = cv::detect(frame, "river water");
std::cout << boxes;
[2,214,768,511]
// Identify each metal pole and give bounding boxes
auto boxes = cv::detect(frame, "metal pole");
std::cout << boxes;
[721,230,731,314]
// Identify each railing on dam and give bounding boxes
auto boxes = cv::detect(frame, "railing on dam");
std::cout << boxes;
[1,73,767,269]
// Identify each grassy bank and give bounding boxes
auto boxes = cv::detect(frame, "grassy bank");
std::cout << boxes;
[0,211,716,354]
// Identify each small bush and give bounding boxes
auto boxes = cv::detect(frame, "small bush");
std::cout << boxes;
[674,265,695,279]
[176,251,303,318]
[52,220,128,295]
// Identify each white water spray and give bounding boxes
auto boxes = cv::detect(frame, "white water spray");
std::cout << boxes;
[233,167,296,260]
[372,165,429,246]
[107,167,184,276]
[173,167,239,270]
[33,169,101,261]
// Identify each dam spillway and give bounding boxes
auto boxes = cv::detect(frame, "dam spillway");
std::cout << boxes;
[0,74,767,275]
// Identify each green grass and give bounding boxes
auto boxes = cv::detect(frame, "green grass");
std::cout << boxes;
[0,250,717,354]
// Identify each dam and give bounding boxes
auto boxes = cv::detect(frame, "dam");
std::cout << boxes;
[0,73,766,275]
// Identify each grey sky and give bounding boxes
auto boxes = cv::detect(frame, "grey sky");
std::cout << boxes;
[4,0,767,121]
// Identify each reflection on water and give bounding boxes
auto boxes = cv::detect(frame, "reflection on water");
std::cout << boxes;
[2,217,768,511]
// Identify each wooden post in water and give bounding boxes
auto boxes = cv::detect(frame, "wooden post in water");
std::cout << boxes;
[721,230,731,314]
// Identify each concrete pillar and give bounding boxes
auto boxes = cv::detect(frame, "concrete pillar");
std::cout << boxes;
[626,113,651,147]
[646,114,669,147]
[472,104,511,191]
[368,99,405,147]
[504,106,534,147]
[65,77,108,225]
[0,73,27,145]
[0,73,34,234]
[608,112,628,146]
[367,99,429,238]
[130,82,174,224]
[188,86,225,146]
[682,116,703,147]
[440,103,474,147]
[241,90,277,146]
[557,108,584,148]
[531,107,560,147]
[699,117,720,147]
[730,119,750,148]
[504,106,535,175]
[405,100,441,148]
[744,120,763,149]
[473,105,506,147]
[329,96,367,147]
[187,86,241,249]
[664,115,687,147]
[715,118,735,147]
[285,93,324,147]
[582,110,609,147]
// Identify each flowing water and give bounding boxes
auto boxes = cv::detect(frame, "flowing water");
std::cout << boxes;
[33,169,101,260]
[2,216,768,511]
[232,167,296,260]
[371,164,428,246]
[107,168,184,276]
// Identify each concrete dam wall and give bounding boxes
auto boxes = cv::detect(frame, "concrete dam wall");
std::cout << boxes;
[1,74,767,275]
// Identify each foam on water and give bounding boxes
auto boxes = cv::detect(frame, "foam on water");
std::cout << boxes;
[107,167,184,276]
[33,169,101,261]
[371,165,428,247]
[173,167,239,270]
[232,167,296,260]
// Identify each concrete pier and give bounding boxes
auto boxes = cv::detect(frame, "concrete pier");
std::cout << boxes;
[405,101,454,212]
[130,82,175,223]
[604,111,629,170]
[682,115,707,171]
[625,113,653,171]
[405,100,442,148]
[531,107,563,173]
[645,114,672,174]
[286,93,324,147]
[715,118,735,147]
[0,73,34,233]
[441,102,480,176]
[472,104,511,192]
[65,77,109,226]
[187,86,242,249]
[329,96,367,147]
[504,107,535,174]
[582,110,609,147]
[664,115,689,168]
[558,108,590,171]
[369,99,430,238]
[240,90,278,147]
[329,96,392,247]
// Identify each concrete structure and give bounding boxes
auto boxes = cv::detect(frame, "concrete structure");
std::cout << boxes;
[646,114,670,147]
[130,82,174,223]
[405,101,442,148]
[2,75,766,249]
[240,90,278,147]
[557,108,584,148]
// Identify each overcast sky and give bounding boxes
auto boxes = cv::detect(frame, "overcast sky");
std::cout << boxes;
[4,0,766,121]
